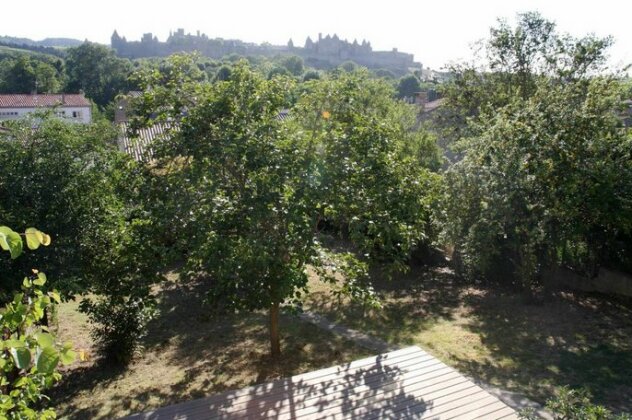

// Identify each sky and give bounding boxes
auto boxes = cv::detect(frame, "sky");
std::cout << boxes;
[3,0,631,70]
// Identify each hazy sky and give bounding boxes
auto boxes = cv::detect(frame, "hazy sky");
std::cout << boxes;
[4,0,631,70]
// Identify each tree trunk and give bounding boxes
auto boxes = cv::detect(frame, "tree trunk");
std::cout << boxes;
[269,301,281,358]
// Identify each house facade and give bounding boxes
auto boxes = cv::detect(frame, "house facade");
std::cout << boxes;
[0,94,92,123]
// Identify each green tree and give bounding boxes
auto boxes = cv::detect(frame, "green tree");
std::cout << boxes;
[280,55,304,77]
[214,64,232,82]
[302,70,321,82]
[295,70,442,270]
[135,60,320,357]
[374,69,396,80]
[267,66,291,79]
[438,12,613,144]
[0,117,158,364]
[133,57,441,356]
[0,55,61,94]
[396,74,421,99]
[339,61,358,72]
[440,13,632,285]
[65,42,132,108]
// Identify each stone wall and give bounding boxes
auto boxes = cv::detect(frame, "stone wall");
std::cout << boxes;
[111,30,421,74]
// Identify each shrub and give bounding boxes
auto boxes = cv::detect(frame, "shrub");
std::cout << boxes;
[80,296,156,366]
[520,386,631,420]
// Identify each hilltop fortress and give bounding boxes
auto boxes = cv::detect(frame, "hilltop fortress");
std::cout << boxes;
[111,29,421,74]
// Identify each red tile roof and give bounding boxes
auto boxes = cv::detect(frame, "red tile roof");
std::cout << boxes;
[0,94,91,108]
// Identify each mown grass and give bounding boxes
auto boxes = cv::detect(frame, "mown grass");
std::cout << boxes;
[304,263,632,413]
[50,272,370,419]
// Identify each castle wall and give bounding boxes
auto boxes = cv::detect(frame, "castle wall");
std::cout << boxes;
[111,31,421,74]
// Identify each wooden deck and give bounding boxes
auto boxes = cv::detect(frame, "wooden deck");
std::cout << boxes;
[124,346,518,419]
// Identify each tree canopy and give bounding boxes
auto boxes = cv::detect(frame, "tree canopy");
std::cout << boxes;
[439,12,632,285]
[396,74,421,99]
[0,55,62,94]
[132,58,441,356]
[64,42,133,108]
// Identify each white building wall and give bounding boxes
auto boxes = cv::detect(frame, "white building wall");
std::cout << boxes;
[0,106,92,124]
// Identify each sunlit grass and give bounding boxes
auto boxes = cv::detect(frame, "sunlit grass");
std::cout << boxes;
[304,265,632,413]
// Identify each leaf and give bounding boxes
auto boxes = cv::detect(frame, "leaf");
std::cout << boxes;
[3,339,25,349]
[0,227,10,251]
[49,291,61,304]
[10,347,31,370]
[25,228,43,250]
[41,233,52,246]
[0,226,22,259]
[33,272,47,286]
[60,348,76,365]
[35,333,55,348]
[36,346,59,374]
[12,377,27,388]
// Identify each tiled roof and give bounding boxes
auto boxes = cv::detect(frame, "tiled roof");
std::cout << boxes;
[118,122,172,162]
[0,94,91,108]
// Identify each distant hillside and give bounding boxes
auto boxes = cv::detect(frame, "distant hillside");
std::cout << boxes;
[0,35,83,48]
[0,40,67,58]
[41,38,84,47]
[0,45,62,61]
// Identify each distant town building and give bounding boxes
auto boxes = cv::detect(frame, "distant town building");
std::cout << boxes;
[111,30,421,75]
[0,94,92,123]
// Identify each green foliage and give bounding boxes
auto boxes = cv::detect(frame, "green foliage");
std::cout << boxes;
[396,74,421,99]
[64,42,132,108]
[267,66,291,80]
[214,65,232,82]
[0,55,62,94]
[134,60,317,355]
[295,70,442,271]
[439,12,613,145]
[80,296,156,366]
[373,69,396,80]
[0,118,126,295]
[0,117,159,364]
[280,55,304,77]
[302,70,321,82]
[520,387,631,419]
[339,61,358,72]
[0,228,74,419]
[440,13,632,285]
[133,57,441,355]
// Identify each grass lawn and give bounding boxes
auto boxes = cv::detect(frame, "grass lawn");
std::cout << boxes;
[304,263,632,414]
[50,272,370,419]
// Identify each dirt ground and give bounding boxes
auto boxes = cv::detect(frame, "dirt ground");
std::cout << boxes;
[50,273,369,419]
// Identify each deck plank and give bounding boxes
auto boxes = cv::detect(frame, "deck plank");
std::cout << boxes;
[123,346,517,420]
